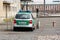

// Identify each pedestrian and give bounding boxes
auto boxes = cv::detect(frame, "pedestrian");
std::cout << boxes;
[36,8,39,18]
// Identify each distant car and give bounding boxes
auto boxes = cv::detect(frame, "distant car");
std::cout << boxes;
[13,11,38,31]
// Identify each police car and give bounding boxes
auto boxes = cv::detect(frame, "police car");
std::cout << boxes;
[13,10,39,31]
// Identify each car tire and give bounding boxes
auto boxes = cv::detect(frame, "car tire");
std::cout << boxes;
[30,28,34,31]
[13,27,17,31]
[33,28,35,30]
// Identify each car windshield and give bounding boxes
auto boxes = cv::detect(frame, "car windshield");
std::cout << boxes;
[15,14,30,19]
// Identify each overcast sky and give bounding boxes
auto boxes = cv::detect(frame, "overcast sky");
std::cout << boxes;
[8,0,60,4]
[33,0,60,4]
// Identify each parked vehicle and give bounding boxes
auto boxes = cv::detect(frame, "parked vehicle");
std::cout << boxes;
[13,10,40,31]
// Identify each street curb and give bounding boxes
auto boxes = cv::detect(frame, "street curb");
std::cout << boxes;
[39,16,60,18]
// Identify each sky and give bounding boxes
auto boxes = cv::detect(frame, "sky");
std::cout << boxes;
[7,0,60,4]
[33,0,60,4]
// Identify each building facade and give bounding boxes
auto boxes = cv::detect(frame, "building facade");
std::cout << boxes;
[0,0,21,17]
[0,0,21,23]
[22,4,60,13]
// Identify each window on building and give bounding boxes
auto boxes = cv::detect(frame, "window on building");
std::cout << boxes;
[3,3,10,12]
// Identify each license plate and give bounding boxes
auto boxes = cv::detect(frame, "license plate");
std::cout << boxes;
[18,22,26,25]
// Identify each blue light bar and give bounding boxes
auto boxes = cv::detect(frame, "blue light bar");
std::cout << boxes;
[18,10,31,13]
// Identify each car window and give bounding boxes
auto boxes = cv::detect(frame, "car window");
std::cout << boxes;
[15,14,30,19]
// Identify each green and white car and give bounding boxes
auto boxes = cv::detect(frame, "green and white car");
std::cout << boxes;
[13,11,38,31]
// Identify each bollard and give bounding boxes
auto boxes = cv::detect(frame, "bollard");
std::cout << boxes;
[52,21,56,27]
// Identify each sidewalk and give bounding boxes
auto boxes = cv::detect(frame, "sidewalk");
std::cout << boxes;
[37,17,60,40]
[37,26,60,40]
[38,35,60,40]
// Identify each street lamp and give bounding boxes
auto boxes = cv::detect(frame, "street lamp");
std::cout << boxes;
[44,0,45,16]
[21,0,33,11]
[26,1,33,10]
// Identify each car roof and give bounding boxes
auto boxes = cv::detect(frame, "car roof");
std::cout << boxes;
[18,10,32,14]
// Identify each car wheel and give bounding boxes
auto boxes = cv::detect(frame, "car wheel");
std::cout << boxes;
[33,28,35,30]
[13,27,17,31]
[30,28,34,31]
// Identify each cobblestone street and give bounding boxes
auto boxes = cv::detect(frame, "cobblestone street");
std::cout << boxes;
[0,0,60,40]
[0,17,60,40]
